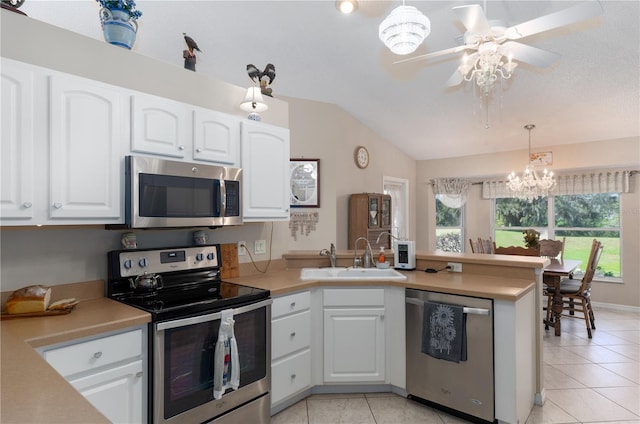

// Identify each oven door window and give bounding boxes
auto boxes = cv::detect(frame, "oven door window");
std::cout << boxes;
[139,173,222,218]
[162,308,267,419]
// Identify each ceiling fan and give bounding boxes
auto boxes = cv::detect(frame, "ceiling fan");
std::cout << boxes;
[394,1,604,88]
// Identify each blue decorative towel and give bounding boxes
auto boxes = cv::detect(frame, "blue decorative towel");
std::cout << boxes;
[421,301,467,363]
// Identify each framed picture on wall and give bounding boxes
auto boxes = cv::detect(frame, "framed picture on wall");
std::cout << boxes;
[290,159,320,207]
[530,151,553,166]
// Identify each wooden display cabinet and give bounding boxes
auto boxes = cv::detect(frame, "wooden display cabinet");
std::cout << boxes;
[348,193,392,250]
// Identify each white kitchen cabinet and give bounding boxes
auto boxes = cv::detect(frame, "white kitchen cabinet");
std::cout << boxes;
[69,360,143,424]
[323,288,385,383]
[40,326,147,424]
[1,59,35,221]
[193,107,240,166]
[241,121,290,221]
[131,93,190,159]
[1,60,125,226]
[49,74,124,221]
[271,291,311,407]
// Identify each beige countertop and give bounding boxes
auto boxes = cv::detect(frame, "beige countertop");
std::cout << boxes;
[225,267,535,301]
[1,282,150,424]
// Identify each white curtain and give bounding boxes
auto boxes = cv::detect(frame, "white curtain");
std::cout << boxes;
[432,178,470,208]
[482,170,633,199]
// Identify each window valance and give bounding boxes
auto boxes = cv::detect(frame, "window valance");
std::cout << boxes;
[482,170,633,199]
[432,178,470,208]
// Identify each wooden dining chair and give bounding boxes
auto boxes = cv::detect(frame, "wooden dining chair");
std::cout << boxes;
[539,237,565,260]
[480,237,494,254]
[469,238,483,253]
[493,244,541,256]
[545,239,603,338]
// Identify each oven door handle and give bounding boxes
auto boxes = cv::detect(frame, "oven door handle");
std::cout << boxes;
[156,299,272,331]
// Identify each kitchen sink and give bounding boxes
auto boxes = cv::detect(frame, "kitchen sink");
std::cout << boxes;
[299,267,407,282]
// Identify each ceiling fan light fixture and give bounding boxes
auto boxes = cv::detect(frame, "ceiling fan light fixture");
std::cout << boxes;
[379,4,431,56]
[335,0,358,14]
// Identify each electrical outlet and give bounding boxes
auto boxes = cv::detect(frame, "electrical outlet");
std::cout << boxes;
[238,241,246,256]
[447,262,462,272]
[254,239,266,255]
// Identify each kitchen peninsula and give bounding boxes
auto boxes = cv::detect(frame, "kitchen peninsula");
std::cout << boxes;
[2,252,545,424]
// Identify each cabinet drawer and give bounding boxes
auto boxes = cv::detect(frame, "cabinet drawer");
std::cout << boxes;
[272,310,311,360]
[323,288,384,307]
[44,329,142,377]
[271,349,311,405]
[272,291,310,318]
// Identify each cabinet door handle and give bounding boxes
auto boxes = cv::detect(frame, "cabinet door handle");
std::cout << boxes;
[23,202,33,208]
[136,371,144,378]
[178,145,185,151]
[290,332,296,338]
[93,351,102,359]
[53,203,62,209]
[196,148,202,153]
[290,373,296,379]
[290,302,296,309]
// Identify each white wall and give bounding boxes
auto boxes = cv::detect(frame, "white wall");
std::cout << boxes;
[285,96,416,250]
[416,137,640,307]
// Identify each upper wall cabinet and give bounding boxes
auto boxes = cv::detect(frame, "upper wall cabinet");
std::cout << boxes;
[1,59,35,220]
[130,93,190,159]
[49,75,124,221]
[241,121,290,222]
[193,107,240,166]
[1,59,125,225]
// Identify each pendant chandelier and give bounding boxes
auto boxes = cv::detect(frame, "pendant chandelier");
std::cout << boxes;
[379,1,430,56]
[506,124,556,201]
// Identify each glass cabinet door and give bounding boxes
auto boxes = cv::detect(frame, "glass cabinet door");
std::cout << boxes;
[381,196,391,227]
[368,196,378,227]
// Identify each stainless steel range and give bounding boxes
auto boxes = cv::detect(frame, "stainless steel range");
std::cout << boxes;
[107,245,271,424]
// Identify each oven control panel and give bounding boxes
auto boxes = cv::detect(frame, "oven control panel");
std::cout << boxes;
[116,246,220,277]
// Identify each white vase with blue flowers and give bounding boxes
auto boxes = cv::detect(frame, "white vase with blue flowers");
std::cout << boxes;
[97,0,142,50]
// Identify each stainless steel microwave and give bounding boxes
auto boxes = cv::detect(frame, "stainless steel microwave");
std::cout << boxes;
[124,156,242,228]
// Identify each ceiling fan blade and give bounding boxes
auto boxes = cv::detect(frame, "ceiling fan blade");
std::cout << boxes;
[504,1,603,40]
[446,68,464,87]
[453,4,492,34]
[501,42,561,68]
[393,45,470,65]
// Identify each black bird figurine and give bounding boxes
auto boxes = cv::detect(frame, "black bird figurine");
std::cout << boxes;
[246,64,276,97]
[182,33,201,72]
[246,64,261,84]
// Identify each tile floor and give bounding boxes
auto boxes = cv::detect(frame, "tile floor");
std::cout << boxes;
[270,305,640,424]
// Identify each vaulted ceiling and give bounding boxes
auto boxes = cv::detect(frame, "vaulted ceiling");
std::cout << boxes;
[22,1,640,160]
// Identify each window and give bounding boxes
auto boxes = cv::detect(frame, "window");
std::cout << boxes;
[436,195,463,252]
[494,193,621,278]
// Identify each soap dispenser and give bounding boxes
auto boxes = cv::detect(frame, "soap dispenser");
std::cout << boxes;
[378,247,385,263]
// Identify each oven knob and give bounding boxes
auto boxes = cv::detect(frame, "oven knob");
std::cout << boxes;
[196,253,204,261]
[138,258,148,268]
[206,252,215,260]
[124,259,132,269]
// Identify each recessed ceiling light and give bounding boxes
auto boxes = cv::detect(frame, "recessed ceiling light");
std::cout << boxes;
[335,0,358,14]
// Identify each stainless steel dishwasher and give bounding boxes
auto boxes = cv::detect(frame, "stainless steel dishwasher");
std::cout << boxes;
[405,288,494,423]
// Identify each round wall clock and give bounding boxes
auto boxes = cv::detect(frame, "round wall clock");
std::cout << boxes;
[355,146,369,169]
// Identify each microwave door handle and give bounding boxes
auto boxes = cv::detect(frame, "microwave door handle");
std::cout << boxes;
[219,180,226,218]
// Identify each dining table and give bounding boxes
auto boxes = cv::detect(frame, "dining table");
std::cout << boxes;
[543,259,581,336]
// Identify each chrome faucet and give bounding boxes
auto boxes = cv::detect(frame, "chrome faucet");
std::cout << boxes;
[320,243,337,268]
[353,237,373,268]
[376,231,400,245]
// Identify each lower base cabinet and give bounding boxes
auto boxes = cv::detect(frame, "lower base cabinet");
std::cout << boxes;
[69,360,144,424]
[271,291,312,406]
[39,326,146,424]
[323,288,385,383]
